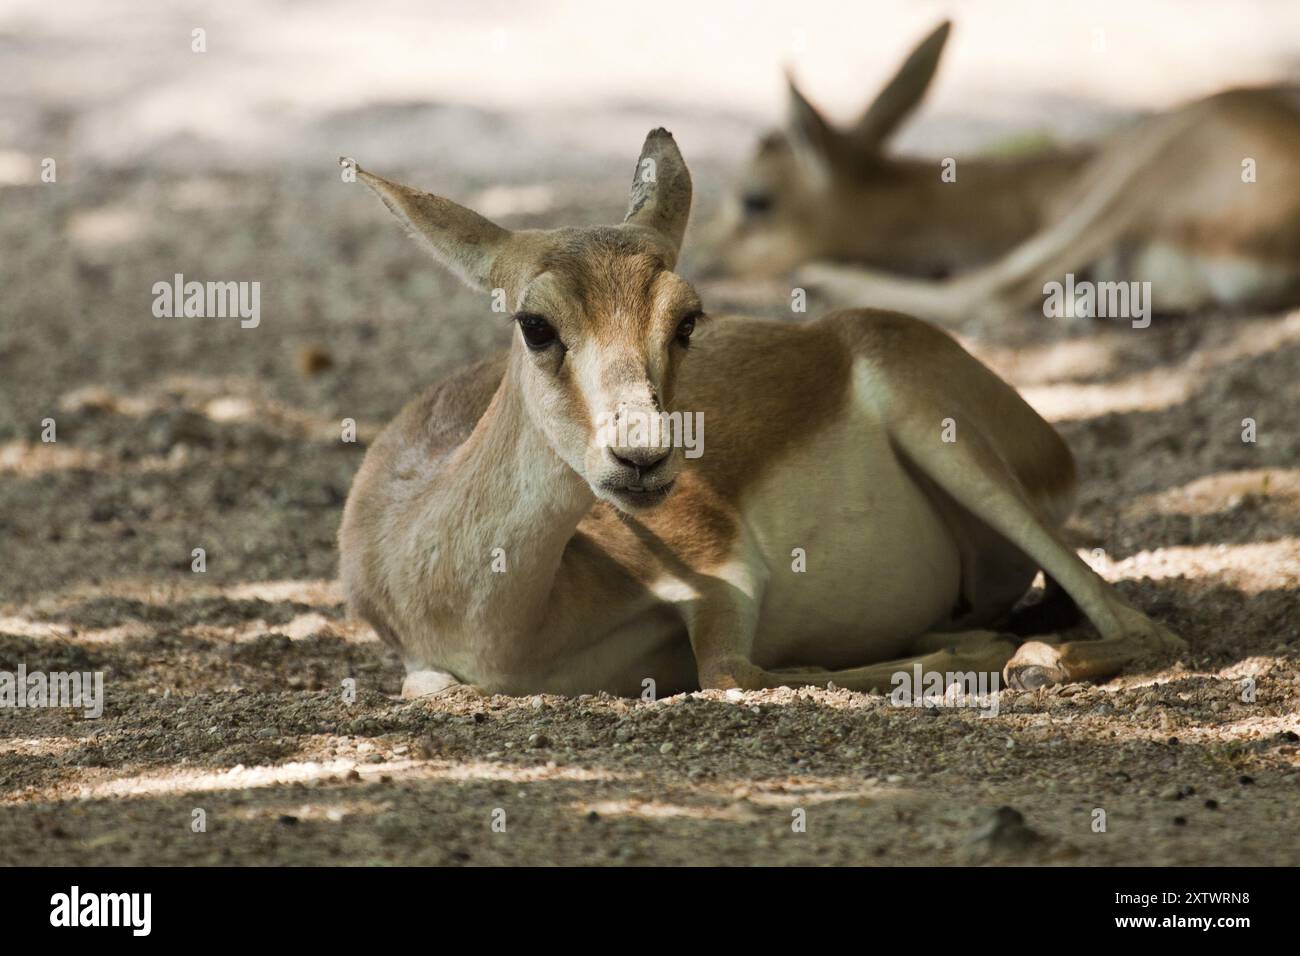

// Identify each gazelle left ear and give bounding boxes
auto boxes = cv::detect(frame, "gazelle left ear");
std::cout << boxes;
[623,128,693,266]
[342,157,510,291]
[784,71,853,182]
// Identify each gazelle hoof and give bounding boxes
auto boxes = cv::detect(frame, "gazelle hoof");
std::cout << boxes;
[1003,641,1068,690]
[401,669,465,699]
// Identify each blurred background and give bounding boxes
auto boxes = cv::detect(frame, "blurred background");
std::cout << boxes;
[5,0,1300,174]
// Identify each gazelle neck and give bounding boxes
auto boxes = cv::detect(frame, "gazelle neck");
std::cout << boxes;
[425,349,594,633]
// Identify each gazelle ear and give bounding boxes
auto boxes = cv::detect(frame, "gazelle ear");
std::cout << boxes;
[342,157,509,290]
[784,72,851,180]
[623,129,693,264]
[851,19,950,150]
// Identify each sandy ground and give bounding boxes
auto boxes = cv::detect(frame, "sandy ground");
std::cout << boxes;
[2,3,1299,866]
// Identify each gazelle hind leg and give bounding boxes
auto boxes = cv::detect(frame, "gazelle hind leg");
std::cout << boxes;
[800,111,1195,320]
[795,263,978,324]
[1002,635,1147,690]
[948,111,1205,313]
[888,418,1183,688]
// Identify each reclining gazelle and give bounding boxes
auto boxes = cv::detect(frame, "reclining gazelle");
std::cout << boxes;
[698,20,1300,321]
[337,130,1182,700]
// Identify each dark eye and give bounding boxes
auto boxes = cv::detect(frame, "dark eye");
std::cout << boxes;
[676,312,701,346]
[742,192,773,216]
[516,313,557,350]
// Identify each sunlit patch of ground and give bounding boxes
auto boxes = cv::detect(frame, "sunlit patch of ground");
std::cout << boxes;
[1016,311,1300,421]
[1103,540,1300,594]
[57,379,385,444]
[1125,468,1300,517]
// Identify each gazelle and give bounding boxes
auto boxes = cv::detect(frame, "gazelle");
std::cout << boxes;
[337,130,1182,700]
[697,20,1300,321]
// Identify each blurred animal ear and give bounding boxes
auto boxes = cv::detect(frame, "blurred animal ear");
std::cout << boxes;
[785,72,851,180]
[851,19,951,150]
[624,128,693,264]
[343,157,510,290]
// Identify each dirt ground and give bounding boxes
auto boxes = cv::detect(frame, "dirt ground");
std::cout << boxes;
[2,10,1300,863]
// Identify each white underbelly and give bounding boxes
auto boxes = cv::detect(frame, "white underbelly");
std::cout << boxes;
[744,411,962,670]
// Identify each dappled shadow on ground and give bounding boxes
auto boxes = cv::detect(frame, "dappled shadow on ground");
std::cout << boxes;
[2,678,1298,866]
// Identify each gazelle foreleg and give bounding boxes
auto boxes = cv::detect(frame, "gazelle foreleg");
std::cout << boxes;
[696,625,1017,694]
[688,581,1018,694]
[401,668,466,699]
[760,630,1017,693]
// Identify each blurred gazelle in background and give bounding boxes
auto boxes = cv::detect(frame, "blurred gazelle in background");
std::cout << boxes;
[699,21,1300,323]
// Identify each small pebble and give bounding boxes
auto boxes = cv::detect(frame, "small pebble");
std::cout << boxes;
[296,344,334,376]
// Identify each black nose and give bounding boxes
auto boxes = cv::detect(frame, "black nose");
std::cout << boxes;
[609,447,671,474]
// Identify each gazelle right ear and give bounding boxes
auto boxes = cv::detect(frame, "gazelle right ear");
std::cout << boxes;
[851,19,951,150]
[342,157,510,291]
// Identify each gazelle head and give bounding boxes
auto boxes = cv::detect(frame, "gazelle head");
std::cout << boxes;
[347,129,702,512]
[693,20,951,278]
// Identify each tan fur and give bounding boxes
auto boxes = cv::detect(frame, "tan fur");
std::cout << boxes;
[339,129,1183,699]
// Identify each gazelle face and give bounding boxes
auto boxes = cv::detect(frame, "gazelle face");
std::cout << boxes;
[350,126,698,514]
[510,230,704,511]
[698,136,920,279]
[693,20,953,281]
[694,133,835,278]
